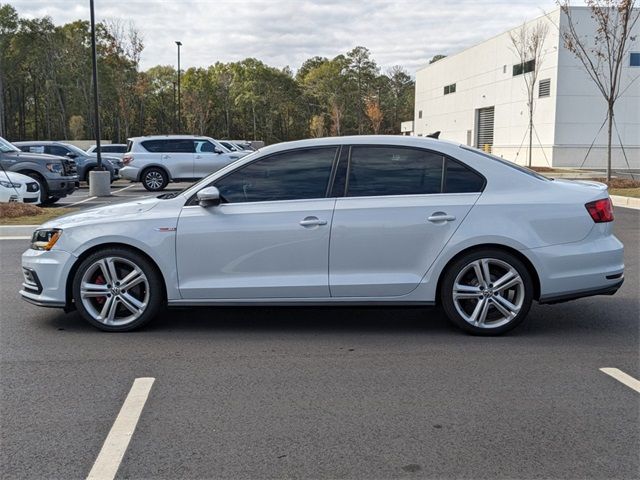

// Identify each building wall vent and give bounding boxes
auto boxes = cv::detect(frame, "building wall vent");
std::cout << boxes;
[539,78,551,98]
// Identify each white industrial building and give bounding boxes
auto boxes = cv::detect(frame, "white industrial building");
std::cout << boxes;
[413,7,639,168]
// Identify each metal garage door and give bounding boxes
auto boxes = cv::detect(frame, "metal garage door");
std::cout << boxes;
[476,107,495,152]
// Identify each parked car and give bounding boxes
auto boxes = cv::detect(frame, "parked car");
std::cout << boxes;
[15,141,122,183]
[219,141,248,153]
[120,135,248,191]
[0,170,40,203]
[20,136,624,334]
[86,143,127,159]
[0,136,77,204]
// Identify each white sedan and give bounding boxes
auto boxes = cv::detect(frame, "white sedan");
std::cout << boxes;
[0,170,40,204]
[20,136,624,334]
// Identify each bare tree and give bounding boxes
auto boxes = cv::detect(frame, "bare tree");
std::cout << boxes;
[558,0,639,181]
[510,21,549,167]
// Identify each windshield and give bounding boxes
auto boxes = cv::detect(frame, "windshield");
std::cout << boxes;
[61,143,89,156]
[461,146,550,181]
[0,137,20,153]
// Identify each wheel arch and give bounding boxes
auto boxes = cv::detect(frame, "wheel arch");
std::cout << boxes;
[140,164,172,181]
[65,242,168,309]
[435,243,541,303]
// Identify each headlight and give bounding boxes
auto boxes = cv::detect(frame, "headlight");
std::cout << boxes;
[46,163,64,174]
[31,229,62,251]
[0,180,21,188]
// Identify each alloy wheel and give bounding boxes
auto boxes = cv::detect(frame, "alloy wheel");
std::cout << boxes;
[452,258,525,329]
[79,256,150,326]
[144,171,164,190]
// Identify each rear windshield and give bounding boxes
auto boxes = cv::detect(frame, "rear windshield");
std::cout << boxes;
[461,146,550,181]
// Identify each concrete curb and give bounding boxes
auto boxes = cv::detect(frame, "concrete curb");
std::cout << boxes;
[611,195,640,210]
[0,225,38,238]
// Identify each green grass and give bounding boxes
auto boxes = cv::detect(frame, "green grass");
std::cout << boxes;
[609,188,640,198]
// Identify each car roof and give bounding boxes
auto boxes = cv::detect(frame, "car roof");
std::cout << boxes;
[127,135,215,142]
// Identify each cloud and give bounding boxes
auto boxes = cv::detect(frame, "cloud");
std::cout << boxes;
[10,0,568,73]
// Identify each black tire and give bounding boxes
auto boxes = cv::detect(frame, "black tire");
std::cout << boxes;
[440,249,533,335]
[141,167,168,191]
[41,196,60,205]
[21,172,49,206]
[72,247,164,332]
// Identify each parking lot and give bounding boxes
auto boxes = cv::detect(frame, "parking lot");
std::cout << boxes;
[0,196,638,479]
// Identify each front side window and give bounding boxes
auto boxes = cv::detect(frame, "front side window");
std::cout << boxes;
[215,147,337,203]
[195,140,216,153]
[46,145,70,157]
[347,146,444,197]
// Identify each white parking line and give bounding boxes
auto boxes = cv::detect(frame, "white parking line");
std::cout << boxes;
[0,236,31,240]
[600,368,640,393]
[66,196,97,207]
[86,377,155,480]
[112,184,136,194]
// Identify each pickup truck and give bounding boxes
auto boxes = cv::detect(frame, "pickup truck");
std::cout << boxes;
[0,136,78,205]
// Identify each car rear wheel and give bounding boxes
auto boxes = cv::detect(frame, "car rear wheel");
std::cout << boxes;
[142,167,168,191]
[72,248,164,332]
[441,249,533,335]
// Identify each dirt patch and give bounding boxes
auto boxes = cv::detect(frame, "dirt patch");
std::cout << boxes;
[0,203,78,225]
[593,178,640,189]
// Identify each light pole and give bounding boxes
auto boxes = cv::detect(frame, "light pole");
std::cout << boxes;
[88,0,110,196]
[175,41,182,133]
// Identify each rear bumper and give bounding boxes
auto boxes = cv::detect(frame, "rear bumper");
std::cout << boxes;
[527,229,624,303]
[539,277,624,304]
[120,166,141,182]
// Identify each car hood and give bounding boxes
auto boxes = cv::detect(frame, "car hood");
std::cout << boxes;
[2,151,65,162]
[40,196,161,229]
[0,170,36,183]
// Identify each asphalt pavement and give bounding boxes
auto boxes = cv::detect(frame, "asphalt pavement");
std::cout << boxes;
[0,207,638,479]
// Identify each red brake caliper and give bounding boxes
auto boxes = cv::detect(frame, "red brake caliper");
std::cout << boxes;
[95,274,106,305]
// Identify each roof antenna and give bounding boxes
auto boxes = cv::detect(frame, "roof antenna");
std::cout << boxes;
[427,131,441,139]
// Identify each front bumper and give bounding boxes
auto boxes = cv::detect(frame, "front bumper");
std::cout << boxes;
[20,248,76,308]
[47,175,78,197]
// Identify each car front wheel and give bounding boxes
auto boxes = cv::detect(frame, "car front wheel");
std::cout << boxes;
[72,248,164,331]
[142,167,168,191]
[440,249,533,335]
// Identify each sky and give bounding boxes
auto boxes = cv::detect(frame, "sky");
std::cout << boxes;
[8,0,572,73]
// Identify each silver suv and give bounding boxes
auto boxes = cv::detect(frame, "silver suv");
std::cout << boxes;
[120,135,248,191]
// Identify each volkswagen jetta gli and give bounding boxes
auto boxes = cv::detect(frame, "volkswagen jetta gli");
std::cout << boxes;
[20,136,624,334]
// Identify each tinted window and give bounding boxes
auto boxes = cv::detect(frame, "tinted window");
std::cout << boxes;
[101,145,126,153]
[443,159,484,193]
[215,147,337,203]
[195,140,216,153]
[46,145,70,157]
[347,146,444,197]
[141,139,194,153]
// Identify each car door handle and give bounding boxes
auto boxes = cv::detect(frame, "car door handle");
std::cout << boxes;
[162,154,170,160]
[428,213,456,223]
[299,216,327,227]
[195,155,202,159]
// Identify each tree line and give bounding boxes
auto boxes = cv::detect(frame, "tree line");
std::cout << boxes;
[0,4,414,144]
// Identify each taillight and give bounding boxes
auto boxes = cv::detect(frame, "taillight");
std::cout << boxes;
[123,154,133,166]
[585,198,614,223]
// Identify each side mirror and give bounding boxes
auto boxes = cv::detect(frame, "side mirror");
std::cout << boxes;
[66,152,78,158]
[197,186,221,207]
[214,148,223,155]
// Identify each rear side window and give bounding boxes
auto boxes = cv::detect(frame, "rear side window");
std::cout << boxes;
[444,159,485,193]
[141,139,194,153]
[101,145,126,153]
[215,147,337,203]
[347,146,444,197]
